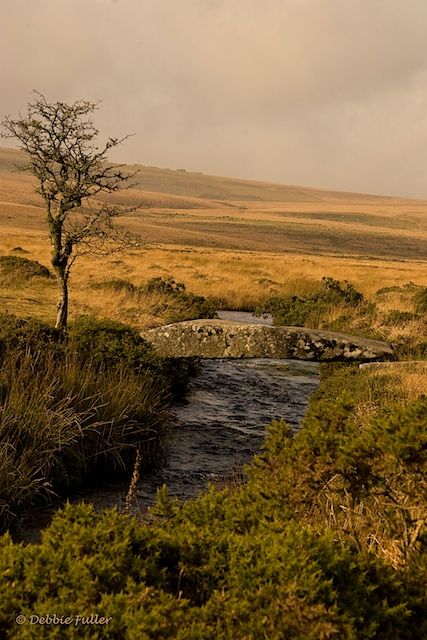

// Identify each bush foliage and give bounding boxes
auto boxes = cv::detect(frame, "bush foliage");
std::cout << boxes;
[140,277,218,323]
[89,276,218,324]
[0,314,60,361]
[67,315,161,371]
[0,361,425,638]
[255,277,374,332]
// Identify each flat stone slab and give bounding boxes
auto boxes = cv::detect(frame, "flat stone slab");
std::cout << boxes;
[142,320,395,362]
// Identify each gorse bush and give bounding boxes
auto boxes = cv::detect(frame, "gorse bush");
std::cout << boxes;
[320,276,364,305]
[0,313,164,373]
[0,504,416,639]
[89,275,218,323]
[0,314,61,360]
[67,315,197,398]
[142,276,186,295]
[67,315,161,371]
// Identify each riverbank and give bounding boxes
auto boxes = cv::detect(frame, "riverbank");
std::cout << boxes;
[63,358,318,512]
[1,360,425,638]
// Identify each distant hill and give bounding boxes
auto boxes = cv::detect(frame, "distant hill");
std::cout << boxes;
[0,146,419,205]
[1,146,426,260]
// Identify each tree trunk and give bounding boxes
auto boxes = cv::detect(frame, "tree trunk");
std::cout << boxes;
[55,272,68,330]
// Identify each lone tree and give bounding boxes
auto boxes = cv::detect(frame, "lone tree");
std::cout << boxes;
[1,93,139,329]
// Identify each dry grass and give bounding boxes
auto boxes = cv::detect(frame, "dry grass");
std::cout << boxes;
[355,362,427,422]
[1,231,426,329]
[365,362,427,400]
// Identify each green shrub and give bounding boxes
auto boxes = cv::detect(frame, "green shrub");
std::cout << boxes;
[162,292,217,323]
[142,276,186,295]
[67,315,197,398]
[255,277,373,331]
[0,255,52,281]
[67,315,161,372]
[258,364,427,567]
[0,313,61,361]
[0,479,423,638]
[140,277,217,322]
[320,276,364,305]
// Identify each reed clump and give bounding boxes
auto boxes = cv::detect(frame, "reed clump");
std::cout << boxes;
[0,314,171,532]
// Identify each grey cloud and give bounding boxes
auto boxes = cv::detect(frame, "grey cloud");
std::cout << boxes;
[1,0,427,196]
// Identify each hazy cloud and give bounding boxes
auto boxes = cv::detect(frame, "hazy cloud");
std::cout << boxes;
[1,0,427,196]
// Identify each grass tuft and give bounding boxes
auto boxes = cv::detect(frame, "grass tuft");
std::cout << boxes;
[0,255,52,282]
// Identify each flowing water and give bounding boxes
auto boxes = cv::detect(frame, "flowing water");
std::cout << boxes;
[65,311,318,510]
[19,311,319,539]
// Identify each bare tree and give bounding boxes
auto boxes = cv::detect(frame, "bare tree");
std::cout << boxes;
[1,93,139,329]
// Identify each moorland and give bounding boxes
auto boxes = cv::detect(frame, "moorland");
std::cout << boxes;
[0,146,426,638]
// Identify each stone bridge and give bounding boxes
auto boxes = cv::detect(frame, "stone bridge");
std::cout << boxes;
[141,320,395,362]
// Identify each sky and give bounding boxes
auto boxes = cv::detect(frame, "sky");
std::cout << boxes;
[1,0,427,198]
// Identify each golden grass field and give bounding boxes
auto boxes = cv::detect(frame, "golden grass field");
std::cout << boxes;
[0,146,426,331]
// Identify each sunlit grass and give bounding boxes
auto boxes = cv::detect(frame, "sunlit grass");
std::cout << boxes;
[1,228,427,329]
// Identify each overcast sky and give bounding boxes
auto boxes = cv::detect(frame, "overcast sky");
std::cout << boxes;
[2,0,427,197]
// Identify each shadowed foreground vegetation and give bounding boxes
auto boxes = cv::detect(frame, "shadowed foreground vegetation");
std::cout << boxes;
[0,270,216,533]
[0,359,426,638]
[0,315,199,533]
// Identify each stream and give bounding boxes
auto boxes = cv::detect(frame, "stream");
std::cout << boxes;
[20,311,319,540]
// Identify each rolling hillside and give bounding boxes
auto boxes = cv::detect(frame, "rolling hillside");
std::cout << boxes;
[0,146,426,261]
